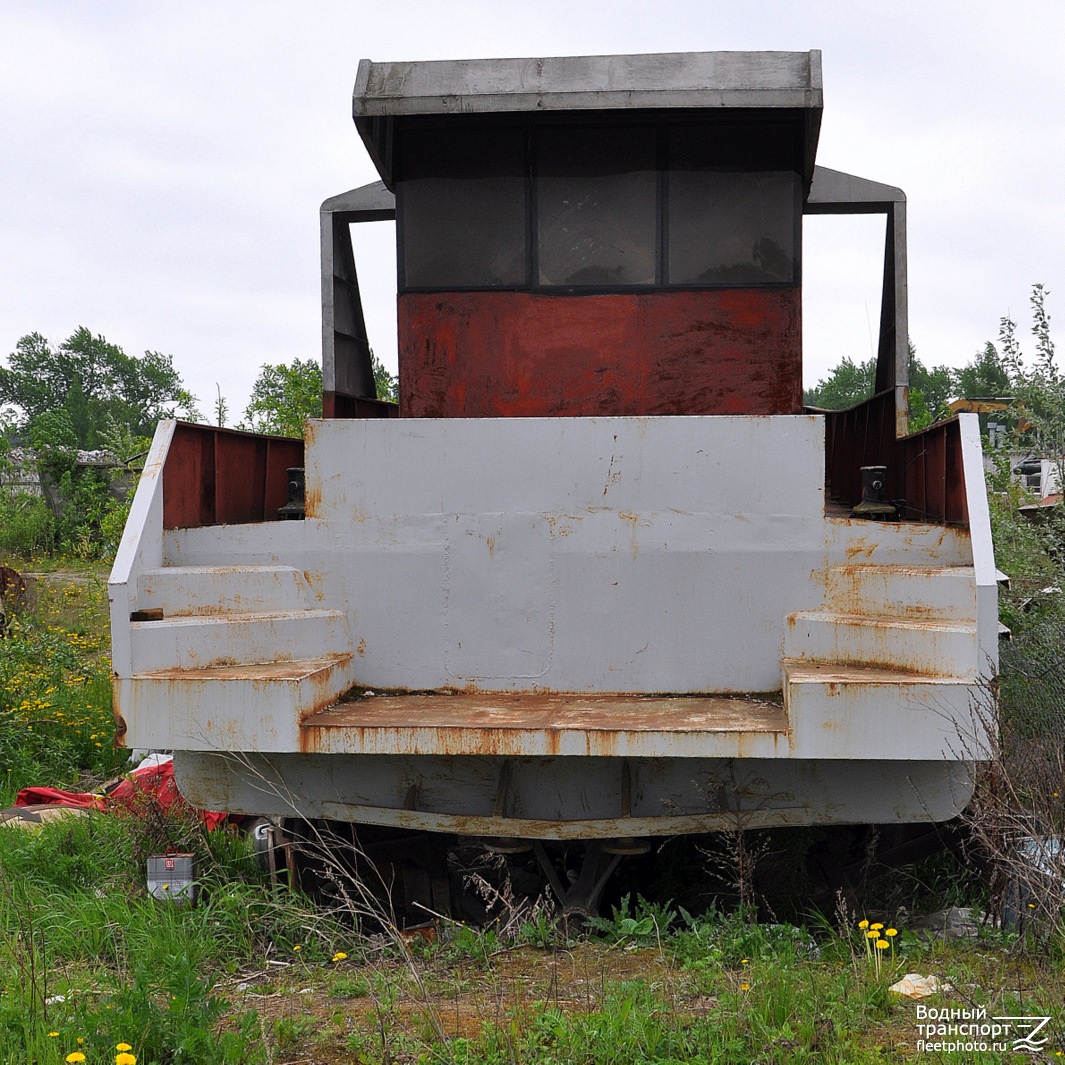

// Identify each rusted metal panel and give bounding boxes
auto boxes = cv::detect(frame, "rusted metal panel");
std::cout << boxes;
[162,422,303,530]
[819,390,896,508]
[398,289,802,418]
[898,418,967,524]
[820,395,969,525]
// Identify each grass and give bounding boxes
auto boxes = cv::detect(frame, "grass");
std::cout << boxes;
[2,566,1065,1062]
[4,804,1063,1064]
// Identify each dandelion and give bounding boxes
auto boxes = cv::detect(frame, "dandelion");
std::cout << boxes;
[66,1055,86,1064]
[48,1031,59,1037]
[870,922,884,931]
[740,957,749,964]
[332,951,348,962]
[116,1045,133,1053]
[885,928,897,937]
[865,930,878,939]
[293,944,302,952]
[875,939,889,950]
[740,982,751,991]
[858,919,869,929]
[115,1053,137,1065]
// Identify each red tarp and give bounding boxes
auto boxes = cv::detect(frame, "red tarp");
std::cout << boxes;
[15,758,228,830]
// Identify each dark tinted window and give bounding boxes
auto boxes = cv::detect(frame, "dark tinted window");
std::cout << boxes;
[667,124,799,284]
[536,128,656,286]
[669,170,799,284]
[399,128,526,288]
[396,119,802,291]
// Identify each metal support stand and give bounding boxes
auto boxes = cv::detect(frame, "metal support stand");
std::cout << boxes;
[531,840,623,918]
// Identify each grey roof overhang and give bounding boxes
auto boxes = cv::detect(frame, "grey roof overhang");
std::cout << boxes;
[353,51,824,187]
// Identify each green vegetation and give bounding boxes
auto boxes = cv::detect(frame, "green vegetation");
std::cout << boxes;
[240,353,397,437]
[0,575,124,804]
[0,328,200,451]
[240,358,324,437]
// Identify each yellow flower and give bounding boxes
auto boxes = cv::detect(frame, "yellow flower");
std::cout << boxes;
[332,951,348,962]
[740,982,751,991]
[48,1031,59,1037]
[293,944,302,952]
[740,957,749,964]
[116,1053,137,1065]
[66,1055,86,1064]
[116,1045,133,1053]
[870,922,884,931]
[858,920,869,929]
[885,928,897,937]
[866,930,878,939]
[875,939,889,950]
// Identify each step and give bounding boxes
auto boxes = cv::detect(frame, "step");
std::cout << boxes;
[783,660,991,760]
[128,608,348,674]
[824,564,976,622]
[118,654,356,752]
[784,610,979,677]
[136,565,313,617]
[300,691,790,758]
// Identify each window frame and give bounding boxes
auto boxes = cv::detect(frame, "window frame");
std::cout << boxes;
[395,115,803,294]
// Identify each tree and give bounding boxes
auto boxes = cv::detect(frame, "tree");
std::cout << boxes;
[242,359,323,437]
[803,346,954,429]
[242,352,398,437]
[372,352,398,405]
[953,341,1012,400]
[999,284,1064,475]
[0,327,201,449]
[803,356,875,410]
[907,346,955,429]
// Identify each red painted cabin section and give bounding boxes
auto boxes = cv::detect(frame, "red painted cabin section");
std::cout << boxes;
[399,288,802,419]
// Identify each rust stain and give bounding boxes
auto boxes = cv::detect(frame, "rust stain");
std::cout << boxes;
[112,677,128,746]
[356,638,366,656]
[844,538,876,561]
[544,513,578,537]
[486,534,495,558]
[303,480,321,519]
[617,511,641,560]
[303,570,326,602]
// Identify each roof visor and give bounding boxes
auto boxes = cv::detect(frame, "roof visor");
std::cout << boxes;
[353,50,823,186]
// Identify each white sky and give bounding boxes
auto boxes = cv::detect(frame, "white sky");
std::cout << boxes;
[2,1,1063,420]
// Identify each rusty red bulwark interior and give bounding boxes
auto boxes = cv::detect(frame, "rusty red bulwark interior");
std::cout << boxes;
[162,422,303,530]
[398,289,802,418]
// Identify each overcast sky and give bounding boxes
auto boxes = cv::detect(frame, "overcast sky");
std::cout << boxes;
[2,1,1063,421]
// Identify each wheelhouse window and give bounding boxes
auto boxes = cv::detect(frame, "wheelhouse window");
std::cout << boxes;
[667,123,799,285]
[395,118,802,292]
[536,128,657,287]
[668,170,799,284]
[399,128,526,288]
